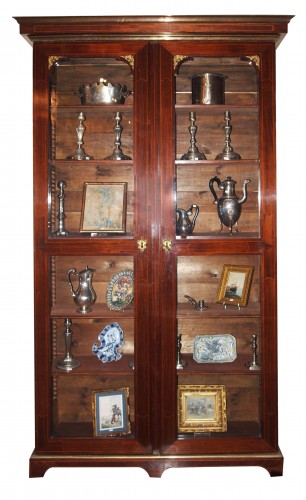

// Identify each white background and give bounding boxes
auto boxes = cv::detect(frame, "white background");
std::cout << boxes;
[1,1,305,498]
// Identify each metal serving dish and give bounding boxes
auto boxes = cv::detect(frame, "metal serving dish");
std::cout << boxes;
[75,78,132,105]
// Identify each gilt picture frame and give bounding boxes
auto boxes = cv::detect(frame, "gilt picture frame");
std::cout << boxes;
[178,385,227,433]
[80,182,127,233]
[92,387,131,436]
[217,264,254,307]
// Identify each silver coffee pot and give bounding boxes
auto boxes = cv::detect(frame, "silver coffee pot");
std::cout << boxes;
[67,265,97,313]
[209,175,251,234]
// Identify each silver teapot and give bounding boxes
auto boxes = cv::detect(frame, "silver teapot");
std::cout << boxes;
[209,175,251,234]
[67,265,97,314]
[176,204,199,237]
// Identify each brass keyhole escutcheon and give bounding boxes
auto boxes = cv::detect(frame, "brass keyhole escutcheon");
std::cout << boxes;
[137,238,147,252]
[162,239,172,254]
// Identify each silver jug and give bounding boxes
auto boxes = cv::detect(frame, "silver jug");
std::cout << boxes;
[176,204,199,237]
[67,265,97,314]
[209,176,251,234]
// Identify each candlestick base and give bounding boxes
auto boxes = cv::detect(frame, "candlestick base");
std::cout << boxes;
[215,150,241,161]
[56,356,81,372]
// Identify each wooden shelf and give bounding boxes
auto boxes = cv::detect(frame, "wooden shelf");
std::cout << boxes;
[175,104,259,114]
[177,353,260,375]
[51,303,134,319]
[48,159,133,166]
[175,159,259,165]
[52,354,135,375]
[178,420,261,438]
[53,421,135,438]
[51,104,133,113]
[177,302,260,318]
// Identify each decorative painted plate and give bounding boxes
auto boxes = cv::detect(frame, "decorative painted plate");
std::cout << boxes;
[92,322,124,363]
[106,269,134,311]
[193,334,237,363]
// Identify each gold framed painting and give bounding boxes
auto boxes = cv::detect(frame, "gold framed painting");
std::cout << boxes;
[92,387,131,437]
[80,182,127,233]
[217,264,254,307]
[178,385,227,433]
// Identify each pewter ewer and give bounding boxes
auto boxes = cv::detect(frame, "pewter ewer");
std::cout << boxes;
[176,204,199,237]
[209,176,251,234]
[67,265,97,313]
[75,78,132,105]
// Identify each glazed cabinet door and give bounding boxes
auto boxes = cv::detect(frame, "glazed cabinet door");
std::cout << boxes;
[157,42,278,455]
[33,41,153,454]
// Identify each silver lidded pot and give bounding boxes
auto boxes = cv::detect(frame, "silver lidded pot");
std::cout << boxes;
[191,73,227,105]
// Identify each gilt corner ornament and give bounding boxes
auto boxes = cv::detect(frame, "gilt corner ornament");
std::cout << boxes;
[120,55,134,70]
[48,55,62,69]
[245,55,261,70]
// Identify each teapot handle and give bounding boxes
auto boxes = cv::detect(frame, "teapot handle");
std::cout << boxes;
[187,204,199,226]
[209,176,222,205]
[67,268,78,297]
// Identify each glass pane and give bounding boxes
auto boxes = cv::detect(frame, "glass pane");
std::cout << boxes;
[176,255,261,439]
[175,57,260,238]
[51,255,135,438]
[48,57,134,238]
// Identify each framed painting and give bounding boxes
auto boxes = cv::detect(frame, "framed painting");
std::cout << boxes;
[80,182,127,233]
[92,387,131,436]
[178,385,227,433]
[216,264,254,307]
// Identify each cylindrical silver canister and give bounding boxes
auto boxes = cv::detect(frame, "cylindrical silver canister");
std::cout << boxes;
[191,73,226,104]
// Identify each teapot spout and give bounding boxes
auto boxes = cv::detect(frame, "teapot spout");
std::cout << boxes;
[238,179,251,204]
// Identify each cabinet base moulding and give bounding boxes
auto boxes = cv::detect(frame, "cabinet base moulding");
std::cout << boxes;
[29,450,283,478]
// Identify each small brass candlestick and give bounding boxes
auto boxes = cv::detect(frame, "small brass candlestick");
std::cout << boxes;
[247,334,261,371]
[67,112,93,160]
[56,318,81,372]
[181,112,206,160]
[104,112,132,160]
[54,180,69,236]
[216,110,241,160]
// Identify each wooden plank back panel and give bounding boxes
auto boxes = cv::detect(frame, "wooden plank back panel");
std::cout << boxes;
[176,161,259,234]
[52,255,134,306]
[177,255,260,303]
[178,374,260,422]
[176,56,258,106]
[51,162,134,233]
[56,376,135,424]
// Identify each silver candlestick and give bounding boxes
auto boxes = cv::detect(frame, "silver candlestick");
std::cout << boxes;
[181,112,206,160]
[54,180,69,236]
[216,110,241,160]
[247,334,261,371]
[176,333,187,369]
[56,318,81,372]
[104,112,132,160]
[67,112,93,160]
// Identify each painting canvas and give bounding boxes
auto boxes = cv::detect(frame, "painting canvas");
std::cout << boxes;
[178,385,227,433]
[80,182,127,233]
[217,264,254,307]
[93,388,131,436]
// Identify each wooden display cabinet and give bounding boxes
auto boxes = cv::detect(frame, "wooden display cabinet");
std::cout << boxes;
[15,15,292,478]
